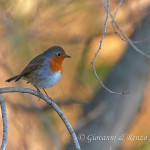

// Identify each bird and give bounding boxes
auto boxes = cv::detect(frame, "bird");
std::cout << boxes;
[5,46,71,96]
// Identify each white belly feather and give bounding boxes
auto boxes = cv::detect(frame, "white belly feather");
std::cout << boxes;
[40,70,62,88]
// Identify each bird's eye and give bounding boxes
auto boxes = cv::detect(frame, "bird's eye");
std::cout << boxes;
[57,53,61,56]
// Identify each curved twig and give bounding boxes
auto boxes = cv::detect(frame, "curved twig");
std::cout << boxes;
[0,87,81,150]
[0,96,8,150]
[102,0,150,59]
[91,0,127,94]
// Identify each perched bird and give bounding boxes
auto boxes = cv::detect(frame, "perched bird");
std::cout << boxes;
[6,46,71,96]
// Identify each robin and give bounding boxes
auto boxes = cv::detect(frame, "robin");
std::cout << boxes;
[5,46,71,96]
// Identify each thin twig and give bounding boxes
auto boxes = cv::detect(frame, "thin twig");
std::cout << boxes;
[112,22,126,41]
[0,87,81,150]
[132,36,150,44]
[102,0,150,59]
[0,96,8,150]
[111,0,127,41]
[91,0,127,94]
[113,0,123,19]
[113,0,150,45]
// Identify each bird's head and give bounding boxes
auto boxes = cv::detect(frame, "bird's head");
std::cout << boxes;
[44,46,71,73]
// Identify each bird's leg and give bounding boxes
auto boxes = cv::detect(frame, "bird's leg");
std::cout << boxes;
[34,85,43,100]
[43,88,49,97]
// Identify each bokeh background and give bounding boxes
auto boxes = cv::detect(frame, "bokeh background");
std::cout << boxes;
[0,0,150,150]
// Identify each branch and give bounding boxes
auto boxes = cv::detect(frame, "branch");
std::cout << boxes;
[102,0,150,59]
[113,0,123,19]
[0,87,81,150]
[91,0,127,95]
[0,96,8,150]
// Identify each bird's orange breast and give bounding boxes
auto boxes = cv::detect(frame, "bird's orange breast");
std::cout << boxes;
[49,57,64,73]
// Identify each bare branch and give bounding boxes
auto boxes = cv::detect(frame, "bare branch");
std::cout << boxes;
[102,0,150,59]
[0,96,8,150]
[113,0,123,19]
[0,87,81,150]
[132,36,150,44]
[91,0,127,95]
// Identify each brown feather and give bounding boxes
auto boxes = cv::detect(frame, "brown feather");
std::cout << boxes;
[6,54,45,82]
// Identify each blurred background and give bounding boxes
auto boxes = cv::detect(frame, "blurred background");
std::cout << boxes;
[0,0,150,150]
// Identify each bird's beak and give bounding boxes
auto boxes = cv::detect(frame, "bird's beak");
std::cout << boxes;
[65,54,71,58]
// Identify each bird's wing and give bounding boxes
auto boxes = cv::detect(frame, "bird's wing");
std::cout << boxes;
[15,54,46,81]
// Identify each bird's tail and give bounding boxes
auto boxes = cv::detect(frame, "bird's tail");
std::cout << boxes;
[5,75,21,82]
